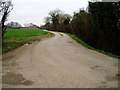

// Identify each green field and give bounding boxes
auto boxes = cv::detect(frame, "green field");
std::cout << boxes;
[3,29,50,53]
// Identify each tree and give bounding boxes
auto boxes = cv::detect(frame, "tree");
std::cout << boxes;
[88,2,120,55]
[44,9,71,32]
[44,17,51,30]
[71,9,93,42]
[0,0,13,37]
[44,17,51,24]
[24,23,39,29]
[7,21,22,29]
[48,9,64,30]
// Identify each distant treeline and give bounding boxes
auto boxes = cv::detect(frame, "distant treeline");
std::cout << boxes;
[43,2,120,56]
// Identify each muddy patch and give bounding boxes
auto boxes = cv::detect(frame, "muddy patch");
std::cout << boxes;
[2,56,17,67]
[98,85,108,88]
[115,74,120,77]
[2,55,14,61]
[33,39,41,42]
[60,33,64,36]
[68,41,73,43]
[91,66,111,73]
[3,62,17,67]
[2,72,33,86]
[106,75,118,81]
[113,63,118,66]
[91,65,100,69]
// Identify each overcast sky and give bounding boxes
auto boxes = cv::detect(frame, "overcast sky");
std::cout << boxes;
[8,0,91,26]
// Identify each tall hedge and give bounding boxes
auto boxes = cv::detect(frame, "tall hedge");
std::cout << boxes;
[88,2,120,55]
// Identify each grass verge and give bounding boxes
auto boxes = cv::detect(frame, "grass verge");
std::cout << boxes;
[68,34,120,58]
[3,29,51,53]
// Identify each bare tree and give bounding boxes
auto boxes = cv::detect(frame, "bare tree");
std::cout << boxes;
[7,21,22,29]
[0,0,13,38]
[48,9,65,30]
[44,17,51,24]
[24,23,39,28]
[44,9,72,31]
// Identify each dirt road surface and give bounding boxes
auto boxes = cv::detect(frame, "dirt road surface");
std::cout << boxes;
[2,31,118,88]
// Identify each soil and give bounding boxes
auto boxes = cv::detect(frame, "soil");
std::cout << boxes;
[2,31,119,88]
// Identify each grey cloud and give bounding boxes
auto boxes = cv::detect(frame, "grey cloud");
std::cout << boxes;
[8,0,89,26]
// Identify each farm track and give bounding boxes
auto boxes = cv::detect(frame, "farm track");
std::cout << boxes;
[2,31,118,88]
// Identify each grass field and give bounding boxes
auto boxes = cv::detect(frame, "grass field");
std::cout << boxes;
[68,34,120,58]
[3,29,50,53]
